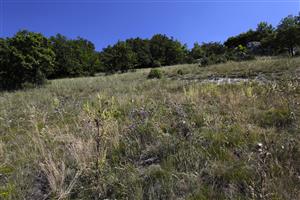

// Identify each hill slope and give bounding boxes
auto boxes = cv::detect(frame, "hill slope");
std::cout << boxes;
[1,57,300,199]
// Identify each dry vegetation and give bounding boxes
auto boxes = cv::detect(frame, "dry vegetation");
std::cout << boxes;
[0,57,300,199]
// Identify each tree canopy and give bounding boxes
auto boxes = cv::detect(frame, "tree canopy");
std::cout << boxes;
[49,34,100,78]
[100,41,138,73]
[150,34,187,66]
[276,15,300,56]
[0,30,55,90]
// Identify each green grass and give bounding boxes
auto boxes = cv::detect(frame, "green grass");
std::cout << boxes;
[164,56,300,80]
[0,57,300,199]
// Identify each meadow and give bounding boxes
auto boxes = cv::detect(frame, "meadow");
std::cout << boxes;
[0,57,299,199]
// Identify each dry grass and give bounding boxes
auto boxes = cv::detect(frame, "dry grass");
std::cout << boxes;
[0,56,299,199]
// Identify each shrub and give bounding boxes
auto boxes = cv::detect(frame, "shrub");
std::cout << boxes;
[226,45,255,61]
[197,55,227,67]
[148,69,163,79]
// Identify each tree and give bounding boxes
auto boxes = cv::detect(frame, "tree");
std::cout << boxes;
[49,34,100,78]
[101,41,137,73]
[150,34,187,66]
[276,15,300,56]
[224,22,277,55]
[165,39,188,65]
[49,34,72,78]
[149,34,169,66]
[0,30,55,90]
[71,37,101,76]
[256,22,274,39]
[126,38,152,68]
[201,42,226,56]
[189,42,229,65]
[255,22,276,55]
[190,43,204,60]
[224,29,259,49]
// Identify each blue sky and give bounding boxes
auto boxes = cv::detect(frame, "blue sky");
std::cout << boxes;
[1,0,299,50]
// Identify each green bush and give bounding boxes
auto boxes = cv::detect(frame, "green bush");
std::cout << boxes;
[226,45,255,62]
[197,55,228,67]
[148,69,163,79]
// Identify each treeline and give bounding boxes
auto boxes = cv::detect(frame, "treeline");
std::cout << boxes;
[1,14,300,90]
[100,34,188,73]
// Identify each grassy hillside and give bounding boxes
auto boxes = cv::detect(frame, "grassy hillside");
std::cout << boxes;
[1,57,300,199]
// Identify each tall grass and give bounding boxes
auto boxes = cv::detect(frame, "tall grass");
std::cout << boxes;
[0,57,299,199]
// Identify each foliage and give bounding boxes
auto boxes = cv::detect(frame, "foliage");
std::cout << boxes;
[190,42,229,66]
[225,22,277,55]
[150,34,187,66]
[126,37,153,68]
[276,15,300,56]
[100,41,138,73]
[100,34,188,72]
[226,45,255,61]
[224,29,259,49]
[147,68,163,79]
[0,30,55,90]
[49,34,100,78]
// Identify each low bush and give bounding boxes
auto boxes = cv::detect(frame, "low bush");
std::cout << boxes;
[196,55,228,67]
[226,45,255,62]
[148,69,163,79]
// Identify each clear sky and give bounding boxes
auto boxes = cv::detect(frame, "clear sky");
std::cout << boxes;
[0,0,299,50]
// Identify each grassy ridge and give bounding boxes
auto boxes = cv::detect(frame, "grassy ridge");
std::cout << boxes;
[163,57,300,80]
[0,57,300,199]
